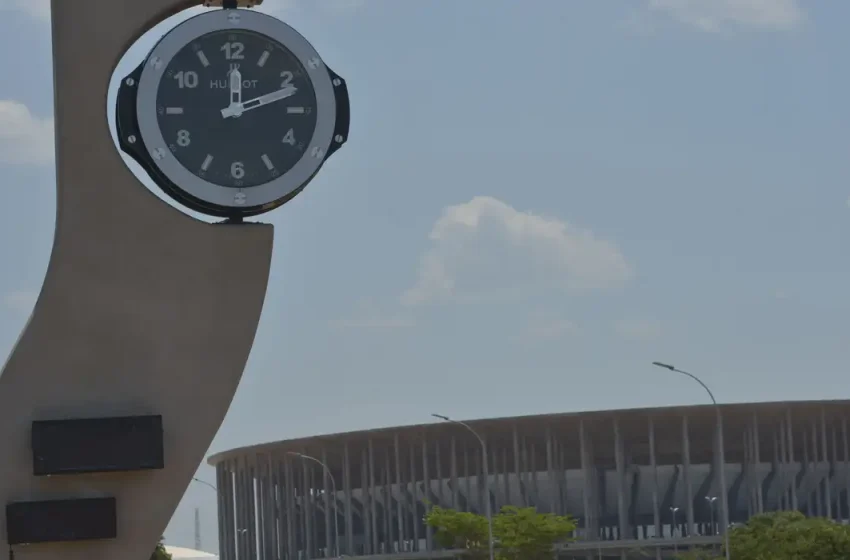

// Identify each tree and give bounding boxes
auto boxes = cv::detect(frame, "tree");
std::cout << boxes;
[426,505,489,559]
[150,536,173,560]
[424,505,576,560]
[722,511,850,560]
[493,506,576,560]
[673,511,850,560]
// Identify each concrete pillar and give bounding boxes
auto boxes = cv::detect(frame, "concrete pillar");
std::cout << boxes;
[394,434,405,551]
[0,1,273,559]
[787,409,798,510]
[648,417,661,541]
[422,437,432,551]
[343,443,353,555]
[613,417,628,539]
[682,415,694,536]
[821,410,832,519]
[410,442,420,550]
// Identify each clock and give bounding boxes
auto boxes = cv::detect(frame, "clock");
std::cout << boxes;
[116,7,350,220]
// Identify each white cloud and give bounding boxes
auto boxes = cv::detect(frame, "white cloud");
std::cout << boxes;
[0,0,50,20]
[0,101,54,166]
[330,316,415,329]
[647,0,803,32]
[401,196,631,306]
[329,299,415,329]
[614,318,662,341]
[521,311,579,341]
[2,291,38,315]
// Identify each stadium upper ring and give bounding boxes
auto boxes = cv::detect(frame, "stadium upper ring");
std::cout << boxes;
[208,400,850,560]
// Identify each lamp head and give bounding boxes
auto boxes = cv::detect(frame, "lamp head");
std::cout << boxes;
[432,414,450,421]
[652,361,675,371]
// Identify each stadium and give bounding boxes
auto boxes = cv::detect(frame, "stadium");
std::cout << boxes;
[208,400,850,559]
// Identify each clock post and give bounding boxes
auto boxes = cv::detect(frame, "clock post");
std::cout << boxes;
[0,1,277,559]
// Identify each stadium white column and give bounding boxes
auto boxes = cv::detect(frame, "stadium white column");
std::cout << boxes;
[831,426,839,520]
[652,362,730,560]
[648,417,661,541]
[422,438,433,551]
[780,417,792,510]
[394,434,406,549]
[681,415,694,537]
[613,416,628,539]
[579,419,593,540]
[785,408,799,510]
[821,410,832,519]
[343,443,353,556]
[545,426,557,514]
[841,418,850,519]
[753,413,763,513]
[409,442,420,550]
[285,459,296,559]
[368,439,378,554]
[774,426,784,510]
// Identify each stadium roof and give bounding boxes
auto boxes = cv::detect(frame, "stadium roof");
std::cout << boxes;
[208,399,850,467]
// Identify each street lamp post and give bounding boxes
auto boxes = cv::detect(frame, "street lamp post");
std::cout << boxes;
[288,452,340,557]
[192,477,218,493]
[670,506,680,555]
[653,362,731,560]
[432,414,495,560]
[705,496,717,536]
[236,528,247,559]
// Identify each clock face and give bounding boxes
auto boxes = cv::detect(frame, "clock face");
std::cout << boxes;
[155,29,319,189]
[130,9,344,216]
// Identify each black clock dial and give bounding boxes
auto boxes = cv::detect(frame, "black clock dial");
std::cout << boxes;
[155,29,319,189]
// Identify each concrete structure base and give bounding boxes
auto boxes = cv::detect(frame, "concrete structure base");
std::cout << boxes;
[0,1,273,559]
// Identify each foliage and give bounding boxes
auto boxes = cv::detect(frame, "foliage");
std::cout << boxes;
[424,505,576,560]
[723,511,850,560]
[493,506,576,560]
[675,548,718,560]
[150,536,173,560]
[673,511,850,560]
[425,506,489,559]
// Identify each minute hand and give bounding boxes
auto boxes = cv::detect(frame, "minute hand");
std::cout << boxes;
[221,86,297,119]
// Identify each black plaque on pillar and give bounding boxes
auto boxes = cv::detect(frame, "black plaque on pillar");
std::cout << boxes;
[31,415,164,476]
[6,497,117,545]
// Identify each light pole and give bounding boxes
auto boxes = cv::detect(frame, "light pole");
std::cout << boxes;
[653,361,731,560]
[432,414,495,560]
[236,528,247,558]
[192,477,217,492]
[288,452,340,557]
[670,506,680,555]
[705,496,717,536]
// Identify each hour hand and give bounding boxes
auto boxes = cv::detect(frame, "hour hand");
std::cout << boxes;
[221,86,297,119]
[229,68,242,106]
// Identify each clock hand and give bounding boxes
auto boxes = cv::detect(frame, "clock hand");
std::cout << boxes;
[229,67,242,106]
[220,86,298,119]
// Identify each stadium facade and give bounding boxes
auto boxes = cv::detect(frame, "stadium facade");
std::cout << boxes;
[208,400,850,559]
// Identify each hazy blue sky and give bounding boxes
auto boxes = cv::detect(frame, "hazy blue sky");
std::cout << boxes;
[1,0,849,553]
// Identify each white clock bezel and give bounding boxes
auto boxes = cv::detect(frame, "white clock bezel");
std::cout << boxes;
[135,9,337,210]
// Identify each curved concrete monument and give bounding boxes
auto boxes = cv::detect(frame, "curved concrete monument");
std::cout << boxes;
[0,1,273,558]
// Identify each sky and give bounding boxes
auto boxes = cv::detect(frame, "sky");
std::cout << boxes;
[1,0,849,553]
